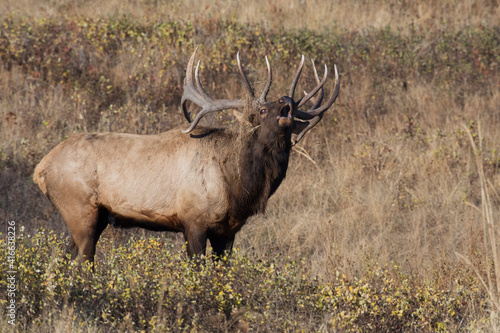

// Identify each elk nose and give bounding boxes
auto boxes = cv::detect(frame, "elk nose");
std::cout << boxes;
[279,96,293,105]
[278,96,294,119]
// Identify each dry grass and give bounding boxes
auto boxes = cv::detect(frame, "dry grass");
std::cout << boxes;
[1,0,499,33]
[1,1,499,331]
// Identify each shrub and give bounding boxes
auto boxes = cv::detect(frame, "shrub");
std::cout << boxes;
[0,230,485,331]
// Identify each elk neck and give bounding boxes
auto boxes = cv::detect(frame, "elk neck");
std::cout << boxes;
[226,125,292,220]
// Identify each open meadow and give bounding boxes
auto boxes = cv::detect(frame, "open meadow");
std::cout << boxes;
[1,0,500,331]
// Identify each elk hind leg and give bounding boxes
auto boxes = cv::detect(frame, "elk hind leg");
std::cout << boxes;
[59,203,108,263]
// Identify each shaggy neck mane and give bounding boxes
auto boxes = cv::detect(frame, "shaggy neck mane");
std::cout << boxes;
[226,125,292,220]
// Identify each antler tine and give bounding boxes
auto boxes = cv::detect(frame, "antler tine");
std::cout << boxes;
[310,60,324,108]
[294,116,323,145]
[293,64,340,144]
[259,56,272,102]
[293,64,340,120]
[304,64,340,117]
[288,55,305,99]
[181,49,245,134]
[302,89,324,109]
[297,60,327,108]
[294,62,324,145]
[302,62,324,109]
[194,60,211,100]
[237,51,255,98]
[185,47,198,86]
[181,48,198,122]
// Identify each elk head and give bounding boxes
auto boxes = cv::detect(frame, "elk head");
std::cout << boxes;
[180,48,340,145]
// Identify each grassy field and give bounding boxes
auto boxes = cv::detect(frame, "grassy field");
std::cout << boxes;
[1,0,500,331]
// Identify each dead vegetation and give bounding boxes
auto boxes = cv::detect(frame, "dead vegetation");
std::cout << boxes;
[1,0,499,331]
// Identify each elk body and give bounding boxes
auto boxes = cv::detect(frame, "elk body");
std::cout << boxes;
[34,48,340,262]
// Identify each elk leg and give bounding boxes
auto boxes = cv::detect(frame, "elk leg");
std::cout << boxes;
[56,202,107,263]
[183,226,207,257]
[86,206,110,259]
[66,237,79,260]
[75,214,108,263]
[209,235,235,258]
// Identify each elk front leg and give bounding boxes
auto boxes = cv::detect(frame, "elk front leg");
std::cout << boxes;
[183,226,207,257]
[209,235,235,258]
[66,237,79,260]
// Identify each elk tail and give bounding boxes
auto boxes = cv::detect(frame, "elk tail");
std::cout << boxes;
[33,158,49,195]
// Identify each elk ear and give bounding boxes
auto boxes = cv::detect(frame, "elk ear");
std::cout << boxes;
[292,119,310,135]
[233,110,253,127]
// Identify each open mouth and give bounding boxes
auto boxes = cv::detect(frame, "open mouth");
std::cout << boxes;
[277,103,293,128]
[277,104,292,120]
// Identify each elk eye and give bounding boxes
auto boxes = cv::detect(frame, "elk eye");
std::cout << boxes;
[259,108,268,115]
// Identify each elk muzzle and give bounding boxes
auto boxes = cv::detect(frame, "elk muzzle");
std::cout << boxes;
[277,97,294,127]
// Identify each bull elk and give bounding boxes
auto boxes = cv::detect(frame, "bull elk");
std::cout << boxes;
[33,48,340,262]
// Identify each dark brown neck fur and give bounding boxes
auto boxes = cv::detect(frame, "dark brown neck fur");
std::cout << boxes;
[193,125,292,224]
[226,126,292,221]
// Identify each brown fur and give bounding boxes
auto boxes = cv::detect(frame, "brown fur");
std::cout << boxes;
[34,99,296,261]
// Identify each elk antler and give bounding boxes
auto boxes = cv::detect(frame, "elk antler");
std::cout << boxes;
[303,60,325,109]
[296,60,328,109]
[259,56,272,102]
[288,56,328,108]
[181,48,245,133]
[288,55,305,99]
[181,48,273,133]
[292,58,340,144]
[237,52,273,103]
[294,61,325,144]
